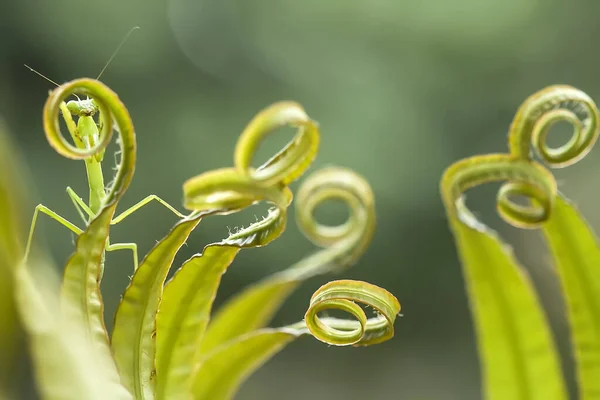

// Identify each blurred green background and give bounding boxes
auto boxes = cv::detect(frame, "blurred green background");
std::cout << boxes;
[2,0,600,399]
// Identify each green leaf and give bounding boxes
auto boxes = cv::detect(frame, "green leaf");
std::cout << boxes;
[153,141,302,399]
[191,328,302,400]
[111,214,202,400]
[14,260,132,400]
[155,205,289,399]
[438,84,600,399]
[155,237,303,399]
[60,202,121,381]
[196,254,327,356]
[0,121,27,395]
[0,120,28,270]
[450,219,567,400]
[155,245,240,399]
[541,195,600,398]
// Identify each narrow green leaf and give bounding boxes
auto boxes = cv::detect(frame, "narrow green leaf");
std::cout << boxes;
[196,256,324,356]
[451,219,567,400]
[60,202,121,380]
[191,328,301,400]
[0,120,27,396]
[14,261,132,400]
[438,84,600,399]
[541,195,600,398]
[154,205,288,399]
[155,245,240,399]
[153,125,308,399]
[0,120,28,270]
[112,214,202,400]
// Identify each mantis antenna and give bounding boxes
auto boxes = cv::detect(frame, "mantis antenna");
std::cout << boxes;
[25,63,81,101]
[24,25,141,88]
[96,26,140,80]
[24,64,60,87]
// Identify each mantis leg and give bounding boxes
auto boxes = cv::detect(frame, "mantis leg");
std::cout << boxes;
[106,242,139,271]
[111,195,186,225]
[23,204,83,263]
[66,186,94,224]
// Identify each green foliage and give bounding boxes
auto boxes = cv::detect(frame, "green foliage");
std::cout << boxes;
[112,216,202,399]
[191,328,301,399]
[444,220,567,399]
[0,121,29,397]
[541,196,600,397]
[441,85,600,399]
[0,79,400,399]
[9,60,600,400]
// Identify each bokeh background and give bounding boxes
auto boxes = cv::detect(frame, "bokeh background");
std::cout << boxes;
[2,0,600,399]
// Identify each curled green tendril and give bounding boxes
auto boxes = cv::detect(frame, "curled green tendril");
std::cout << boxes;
[182,101,319,248]
[291,168,396,347]
[294,166,375,268]
[442,154,557,229]
[43,78,136,206]
[234,101,319,186]
[442,85,600,229]
[304,279,400,346]
[509,85,600,167]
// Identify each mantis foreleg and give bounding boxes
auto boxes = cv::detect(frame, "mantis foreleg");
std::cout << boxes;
[66,186,94,224]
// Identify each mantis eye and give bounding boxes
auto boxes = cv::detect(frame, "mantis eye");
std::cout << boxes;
[66,99,98,117]
[65,100,81,115]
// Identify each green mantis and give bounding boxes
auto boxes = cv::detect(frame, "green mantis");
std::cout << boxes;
[23,30,187,271]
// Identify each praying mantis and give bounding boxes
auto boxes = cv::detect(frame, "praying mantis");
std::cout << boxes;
[23,28,186,270]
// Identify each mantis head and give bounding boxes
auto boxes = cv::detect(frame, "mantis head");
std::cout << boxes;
[66,98,98,117]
